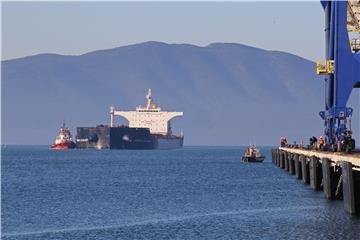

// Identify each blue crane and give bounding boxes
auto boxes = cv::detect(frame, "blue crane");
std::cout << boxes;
[317,1,360,151]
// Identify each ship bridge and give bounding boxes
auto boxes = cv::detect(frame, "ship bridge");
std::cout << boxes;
[110,89,183,135]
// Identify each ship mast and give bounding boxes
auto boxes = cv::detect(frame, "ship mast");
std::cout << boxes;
[145,89,152,110]
[110,105,115,127]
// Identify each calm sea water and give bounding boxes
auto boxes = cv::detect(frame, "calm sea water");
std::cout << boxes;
[2,146,360,240]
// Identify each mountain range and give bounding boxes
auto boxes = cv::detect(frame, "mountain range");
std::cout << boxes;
[3,41,357,145]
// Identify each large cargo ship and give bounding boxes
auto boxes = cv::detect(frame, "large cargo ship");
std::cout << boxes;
[76,89,183,149]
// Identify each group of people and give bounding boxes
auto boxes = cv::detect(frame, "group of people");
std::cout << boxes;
[309,135,325,149]
[280,128,355,152]
[280,136,287,147]
[339,129,356,152]
[280,135,325,149]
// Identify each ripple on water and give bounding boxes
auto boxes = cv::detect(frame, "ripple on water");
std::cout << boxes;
[2,146,360,240]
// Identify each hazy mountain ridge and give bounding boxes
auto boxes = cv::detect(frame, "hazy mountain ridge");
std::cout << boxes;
[2,41,337,145]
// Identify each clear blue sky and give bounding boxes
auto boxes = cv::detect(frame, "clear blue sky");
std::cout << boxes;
[2,1,325,61]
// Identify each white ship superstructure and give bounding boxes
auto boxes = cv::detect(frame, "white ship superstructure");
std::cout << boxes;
[110,89,183,136]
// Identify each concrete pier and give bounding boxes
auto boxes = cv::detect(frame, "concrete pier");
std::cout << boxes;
[289,154,295,175]
[294,154,302,180]
[272,147,360,215]
[322,158,333,199]
[277,149,282,167]
[342,162,356,214]
[354,171,360,212]
[301,156,309,184]
[272,149,276,164]
[280,152,285,169]
[310,156,322,191]
[284,152,289,171]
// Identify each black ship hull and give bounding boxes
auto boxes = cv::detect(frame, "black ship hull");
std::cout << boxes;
[76,126,183,150]
[242,156,265,163]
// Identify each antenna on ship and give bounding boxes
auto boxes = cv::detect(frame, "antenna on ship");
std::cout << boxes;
[146,88,152,110]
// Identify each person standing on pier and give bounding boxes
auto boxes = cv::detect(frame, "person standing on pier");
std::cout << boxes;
[319,136,324,150]
[280,137,287,147]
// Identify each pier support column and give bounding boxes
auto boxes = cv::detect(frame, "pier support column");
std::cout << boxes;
[294,154,302,179]
[322,158,339,199]
[301,156,309,184]
[310,156,322,191]
[276,150,280,166]
[342,162,359,214]
[354,171,360,214]
[273,149,277,164]
[289,154,295,175]
[284,152,289,171]
[322,158,331,199]
[280,151,285,169]
[274,150,277,166]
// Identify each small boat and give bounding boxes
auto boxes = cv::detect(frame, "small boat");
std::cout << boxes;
[51,122,76,150]
[242,145,265,163]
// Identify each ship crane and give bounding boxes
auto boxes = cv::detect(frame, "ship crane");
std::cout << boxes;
[316,0,360,151]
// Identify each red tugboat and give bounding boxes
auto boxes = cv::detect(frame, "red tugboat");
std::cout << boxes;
[51,122,76,149]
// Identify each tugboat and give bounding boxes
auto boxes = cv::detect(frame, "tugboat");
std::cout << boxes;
[51,122,76,150]
[242,145,265,163]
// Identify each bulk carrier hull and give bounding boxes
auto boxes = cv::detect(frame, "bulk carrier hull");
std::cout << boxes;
[153,135,184,150]
[76,125,183,150]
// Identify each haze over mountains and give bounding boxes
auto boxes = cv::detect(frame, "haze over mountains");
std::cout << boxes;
[2,41,358,145]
